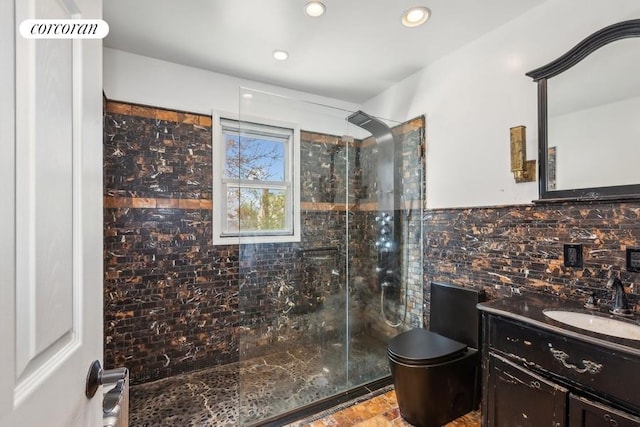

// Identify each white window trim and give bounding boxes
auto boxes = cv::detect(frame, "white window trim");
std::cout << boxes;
[212,112,301,245]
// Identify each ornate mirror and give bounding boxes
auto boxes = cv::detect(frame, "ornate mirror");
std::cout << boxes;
[527,19,640,201]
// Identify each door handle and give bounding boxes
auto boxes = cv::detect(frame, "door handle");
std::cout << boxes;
[103,379,126,413]
[85,360,129,398]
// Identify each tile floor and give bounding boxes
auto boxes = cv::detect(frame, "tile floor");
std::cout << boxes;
[287,389,481,427]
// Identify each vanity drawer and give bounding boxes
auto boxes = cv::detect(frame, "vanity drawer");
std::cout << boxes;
[487,315,640,413]
[570,394,640,427]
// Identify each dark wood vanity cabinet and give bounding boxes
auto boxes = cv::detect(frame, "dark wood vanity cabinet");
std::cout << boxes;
[481,312,640,427]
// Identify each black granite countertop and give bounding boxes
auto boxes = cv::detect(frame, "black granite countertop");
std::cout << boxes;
[477,292,640,356]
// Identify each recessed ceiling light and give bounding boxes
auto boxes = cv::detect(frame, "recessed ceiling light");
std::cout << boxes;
[402,6,431,27]
[273,50,289,61]
[241,93,253,99]
[304,1,326,17]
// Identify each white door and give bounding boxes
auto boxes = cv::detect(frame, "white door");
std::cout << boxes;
[0,0,104,426]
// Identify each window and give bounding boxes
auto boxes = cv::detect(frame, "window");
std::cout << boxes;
[213,116,300,244]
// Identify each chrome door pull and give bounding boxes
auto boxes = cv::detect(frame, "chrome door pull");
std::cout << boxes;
[103,379,125,413]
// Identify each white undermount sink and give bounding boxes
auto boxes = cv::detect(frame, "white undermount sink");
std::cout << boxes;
[543,310,640,341]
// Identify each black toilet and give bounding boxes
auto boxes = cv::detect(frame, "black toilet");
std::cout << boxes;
[387,282,486,427]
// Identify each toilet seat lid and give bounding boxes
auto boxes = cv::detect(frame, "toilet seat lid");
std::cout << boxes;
[387,328,467,365]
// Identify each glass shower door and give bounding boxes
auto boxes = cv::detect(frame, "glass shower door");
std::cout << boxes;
[235,88,352,425]
[232,88,423,425]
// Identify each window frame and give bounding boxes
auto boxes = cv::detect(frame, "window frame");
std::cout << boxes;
[212,113,300,245]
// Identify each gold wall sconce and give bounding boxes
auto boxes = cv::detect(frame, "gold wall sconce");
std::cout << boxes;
[510,125,536,183]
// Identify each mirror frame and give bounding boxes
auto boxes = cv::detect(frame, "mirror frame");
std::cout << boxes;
[526,19,640,201]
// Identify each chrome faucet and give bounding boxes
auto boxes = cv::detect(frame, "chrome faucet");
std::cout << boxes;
[607,276,634,317]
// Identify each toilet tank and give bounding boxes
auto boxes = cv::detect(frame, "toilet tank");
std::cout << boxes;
[429,282,486,349]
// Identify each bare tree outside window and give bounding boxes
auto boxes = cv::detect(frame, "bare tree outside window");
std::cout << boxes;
[221,121,291,235]
[224,135,284,181]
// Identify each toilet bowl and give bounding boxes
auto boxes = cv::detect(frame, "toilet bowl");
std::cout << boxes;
[388,282,485,427]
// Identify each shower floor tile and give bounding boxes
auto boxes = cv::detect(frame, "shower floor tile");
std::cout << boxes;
[129,336,389,426]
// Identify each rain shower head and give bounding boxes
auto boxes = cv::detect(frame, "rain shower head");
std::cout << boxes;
[347,110,374,127]
[347,110,392,140]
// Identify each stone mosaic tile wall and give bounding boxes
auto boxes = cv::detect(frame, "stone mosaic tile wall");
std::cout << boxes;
[104,99,426,384]
[423,202,640,326]
[103,102,213,200]
[237,214,349,359]
[300,131,351,204]
[103,101,237,383]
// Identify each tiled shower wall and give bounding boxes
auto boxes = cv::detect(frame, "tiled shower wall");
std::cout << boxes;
[423,202,640,325]
[103,100,424,383]
[103,102,237,383]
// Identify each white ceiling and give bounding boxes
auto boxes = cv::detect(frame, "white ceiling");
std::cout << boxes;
[103,0,545,104]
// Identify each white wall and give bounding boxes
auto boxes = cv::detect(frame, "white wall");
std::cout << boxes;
[103,48,364,137]
[362,0,640,209]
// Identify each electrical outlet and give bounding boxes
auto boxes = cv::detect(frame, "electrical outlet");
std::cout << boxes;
[626,248,640,272]
[563,244,583,268]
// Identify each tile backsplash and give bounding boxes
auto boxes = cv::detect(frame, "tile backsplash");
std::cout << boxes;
[423,201,640,325]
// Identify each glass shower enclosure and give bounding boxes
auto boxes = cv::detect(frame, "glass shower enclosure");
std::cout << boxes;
[227,89,424,425]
